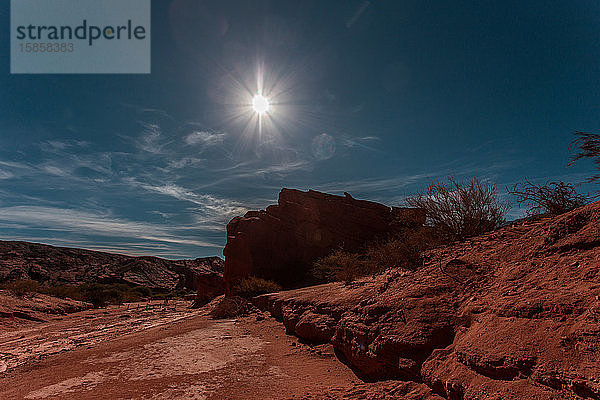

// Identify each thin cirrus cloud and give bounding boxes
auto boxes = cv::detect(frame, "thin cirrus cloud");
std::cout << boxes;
[130,181,248,222]
[184,130,226,146]
[136,121,166,154]
[0,205,222,249]
[0,233,197,258]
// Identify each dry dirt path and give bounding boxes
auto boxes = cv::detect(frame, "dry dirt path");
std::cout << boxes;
[0,301,369,399]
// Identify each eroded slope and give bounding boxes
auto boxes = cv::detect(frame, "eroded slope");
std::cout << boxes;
[254,201,600,399]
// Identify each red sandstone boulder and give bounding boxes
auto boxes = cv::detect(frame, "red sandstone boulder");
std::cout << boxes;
[224,188,425,292]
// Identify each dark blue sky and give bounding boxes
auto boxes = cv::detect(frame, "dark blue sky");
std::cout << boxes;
[1,1,599,258]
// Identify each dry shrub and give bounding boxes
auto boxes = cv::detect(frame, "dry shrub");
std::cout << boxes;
[209,296,250,319]
[406,177,508,242]
[366,228,435,272]
[1,280,158,307]
[312,227,436,284]
[1,279,40,297]
[312,248,370,284]
[570,131,600,183]
[233,276,281,298]
[42,284,83,300]
[507,180,587,216]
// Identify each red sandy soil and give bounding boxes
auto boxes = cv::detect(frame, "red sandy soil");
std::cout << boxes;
[0,300,434,399]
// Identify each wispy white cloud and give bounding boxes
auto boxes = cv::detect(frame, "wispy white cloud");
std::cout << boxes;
[162,157,205,172]
[346,1,371,28]
[41,165,71,177]
[0,234,195,258]
[0,160,34,180]
[0,206,222,249]
[130,181,248,223]
[0,169,14,179]
[40,139,90,153]
[136,121,165,154]
[313,174,430,195]
[184,130,226,146]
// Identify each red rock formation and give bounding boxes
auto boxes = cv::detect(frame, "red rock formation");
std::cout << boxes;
[254,201,600,399]
[224,188,425,293]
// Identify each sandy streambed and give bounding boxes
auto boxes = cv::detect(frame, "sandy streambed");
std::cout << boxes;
[0,301,372,399]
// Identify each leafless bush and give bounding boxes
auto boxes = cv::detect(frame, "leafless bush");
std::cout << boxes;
[209,296,250,319]
[312,228,436,284]
[312,248,370,284]
[233,277,282,298]
[406,177,508,242]
[569,131,600,182]
[366,228,435,272]
[507,180,587,216]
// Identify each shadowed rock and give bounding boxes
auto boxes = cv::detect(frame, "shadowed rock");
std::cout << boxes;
[224,188,425,292]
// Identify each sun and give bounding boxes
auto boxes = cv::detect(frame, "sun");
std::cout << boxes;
[252,93,270,114]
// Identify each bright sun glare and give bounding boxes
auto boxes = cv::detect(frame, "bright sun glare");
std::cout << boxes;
[252,93,270,114]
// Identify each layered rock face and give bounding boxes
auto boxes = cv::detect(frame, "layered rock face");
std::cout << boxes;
[254,201,600,399]
[224,188,425,292]
[0,241,224,300]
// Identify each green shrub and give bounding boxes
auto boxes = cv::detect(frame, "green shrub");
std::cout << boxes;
[79,283,110,308]
[234,277,282,298]
[312,227,437,284]
[2,279,167,307]
[76,283,145,308]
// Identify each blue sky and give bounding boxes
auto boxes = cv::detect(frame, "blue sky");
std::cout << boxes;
[1,1,599,258]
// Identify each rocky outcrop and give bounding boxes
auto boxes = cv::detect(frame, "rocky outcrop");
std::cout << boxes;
[0,290,91,328]
[254,201,600,399]
[0,241,224,299]
[224,188,425,292]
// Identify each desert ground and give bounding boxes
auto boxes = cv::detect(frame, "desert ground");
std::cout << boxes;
[0,300,395,400]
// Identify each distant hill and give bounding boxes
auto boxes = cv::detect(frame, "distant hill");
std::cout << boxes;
[0,241,224,295]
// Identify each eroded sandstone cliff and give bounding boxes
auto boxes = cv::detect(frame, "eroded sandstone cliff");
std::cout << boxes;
[224,188,425,292]
[253,201,600,399]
